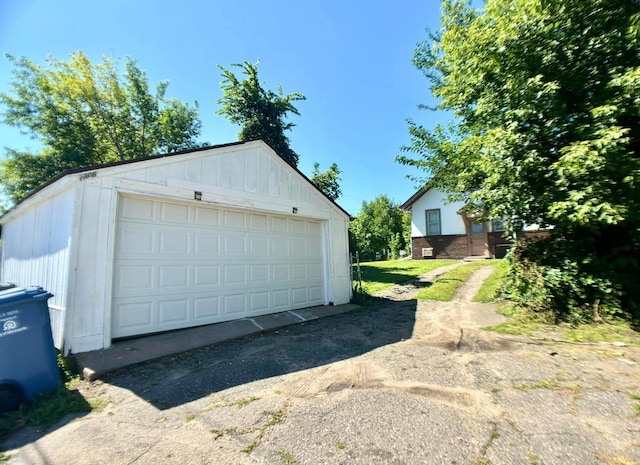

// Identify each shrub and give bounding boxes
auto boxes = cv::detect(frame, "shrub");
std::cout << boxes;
[500,236,637,323]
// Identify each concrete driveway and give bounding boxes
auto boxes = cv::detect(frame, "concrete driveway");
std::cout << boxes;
[2,266,640,465]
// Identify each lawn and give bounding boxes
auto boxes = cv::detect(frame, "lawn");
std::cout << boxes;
[353,259,457,295]
[415,260,500,301]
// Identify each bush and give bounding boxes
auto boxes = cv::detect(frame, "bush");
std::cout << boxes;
[500,236,638,323]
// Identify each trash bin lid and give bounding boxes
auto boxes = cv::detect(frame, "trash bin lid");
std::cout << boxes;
[0,286,52,304]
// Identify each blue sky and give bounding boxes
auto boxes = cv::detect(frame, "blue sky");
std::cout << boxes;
[0,0,447,215]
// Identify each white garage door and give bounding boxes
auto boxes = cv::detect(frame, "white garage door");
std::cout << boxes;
[112,196,326,338]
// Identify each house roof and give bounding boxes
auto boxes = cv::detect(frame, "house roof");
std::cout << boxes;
[400,180,437,211]
[1,139,352,220]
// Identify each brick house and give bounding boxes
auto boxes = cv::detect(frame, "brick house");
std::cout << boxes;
[401,186,545,260]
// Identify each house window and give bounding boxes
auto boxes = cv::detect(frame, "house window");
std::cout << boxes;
[492,217,505,232]
[471,221,485,234]
[425,209,441,236]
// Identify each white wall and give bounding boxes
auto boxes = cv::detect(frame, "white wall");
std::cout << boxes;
[0,186,75,348]
[410,188,466,236]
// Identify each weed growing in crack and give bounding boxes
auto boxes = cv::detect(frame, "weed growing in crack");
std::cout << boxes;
[527,452,541,465]
[630,393,640,414]
[242,405,288,454]
[514,380,558,390]
[235,396,260,408]
[278,448,296,464]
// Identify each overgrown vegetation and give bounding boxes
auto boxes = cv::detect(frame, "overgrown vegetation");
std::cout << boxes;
[398,0,640,324]
[0,354,93,441]
[488,301,640,345]
[501,239,637,323]
[0,381,92,441]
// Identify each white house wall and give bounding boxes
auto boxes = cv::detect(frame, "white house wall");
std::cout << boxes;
[410,188,466,236]
[0,186,75,348]
[67,141,351,353]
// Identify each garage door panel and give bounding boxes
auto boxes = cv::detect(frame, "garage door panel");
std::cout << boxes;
[272,289,290,309]
[249,213,268,231]
[307,239,323,257]
[194,265,220,286]
[290,238,307,256]
[120,196,155,220]
[115,301,154,332]
[272,238,289,256]
[309,286,324,303]
[118,227,155,254]
[194,296,219,320]
[308,263,323,280]
[291,263,306,280]
[307,222,322,236]
[159,265,189,288]
[116,265,154,292]
[223,264,247,285]
[292,288,308,305]
[272,263,289,281]
[223,294,246,315]
[160,202,189,223]
[195,207,219,226]
[112,196,326,339]
[249,236,269,256]
[290,219,306,234]
[271,217,288,233]
[250,264,269,283]
[249,292,270,313]
[160,230,190,254]
[194,232,220,254]
[223,234,246,255]
[158,299,189,325]
[224,211,245,229]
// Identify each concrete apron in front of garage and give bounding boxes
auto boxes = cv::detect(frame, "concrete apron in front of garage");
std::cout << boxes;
[74,304,359,381]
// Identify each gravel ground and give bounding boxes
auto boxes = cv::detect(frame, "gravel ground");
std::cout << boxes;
[3,266,639,465]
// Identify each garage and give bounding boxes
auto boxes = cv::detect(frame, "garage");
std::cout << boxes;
[0,140,352,354]
[112,196,325,338]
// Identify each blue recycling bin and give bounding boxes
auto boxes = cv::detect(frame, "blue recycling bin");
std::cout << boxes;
[0,287,61,414]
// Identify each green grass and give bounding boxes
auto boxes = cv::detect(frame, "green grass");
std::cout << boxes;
[416,261,498,301]
[277,448,296,464]
[235,396,260,408]
[488,305,640,346]
[473,259,508,302]
[352,259,457,295]
[0,381,93,441]
[630,394,640,414]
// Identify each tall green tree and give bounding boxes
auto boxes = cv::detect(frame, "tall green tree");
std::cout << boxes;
[216,61,305,168]
[397,0,640,319]
[0,52,202,203]
[310,162,342,201]
[350,195,410,260]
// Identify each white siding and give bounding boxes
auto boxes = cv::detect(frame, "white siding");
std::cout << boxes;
[410,188,466,236]
[0,186,75,348]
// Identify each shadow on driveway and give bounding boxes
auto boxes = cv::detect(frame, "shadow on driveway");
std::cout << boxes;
[103,298,417,410]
